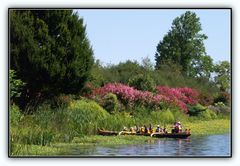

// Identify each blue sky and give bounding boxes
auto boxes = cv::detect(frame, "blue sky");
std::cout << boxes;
[76,9,231,65]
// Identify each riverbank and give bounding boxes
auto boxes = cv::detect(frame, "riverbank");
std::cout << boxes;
[10,119,230,156]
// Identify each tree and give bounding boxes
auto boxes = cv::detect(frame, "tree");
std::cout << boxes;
[190,55,214,79]
[10,10,94,105]
[108,60,142,84]
[214,61,231,92]
[155,11,208,77]
[141,56,154,71]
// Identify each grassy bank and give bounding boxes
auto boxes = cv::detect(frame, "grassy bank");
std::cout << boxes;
[10,118,230,156]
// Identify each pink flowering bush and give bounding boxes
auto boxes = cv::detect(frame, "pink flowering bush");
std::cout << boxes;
[156,86,199,112]
[93,83,168,109]
[92,83,199,113]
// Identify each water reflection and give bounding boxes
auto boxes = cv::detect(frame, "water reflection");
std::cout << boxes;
[64,134,230,157]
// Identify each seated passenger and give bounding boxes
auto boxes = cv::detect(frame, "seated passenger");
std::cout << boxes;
[156,125,161,132]
[144,125,148,134]
[123,126,128,131]
[163,127,167,133]
[149,124,153,133]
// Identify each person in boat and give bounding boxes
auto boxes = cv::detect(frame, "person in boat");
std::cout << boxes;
[123,126,128,131]
[172,122,177,133]
[135,125,140,133]
[140,126,145,133]
[149,124,153,133]
[156,125,161,132]
[172,121,182,133]
[163,127,167,133]
[177,121,182,133]
[130,127,134,132]
[144,125,148,134]
[172,121,179,133]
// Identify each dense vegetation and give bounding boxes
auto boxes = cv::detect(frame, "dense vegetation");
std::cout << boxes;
[9,10,231,156]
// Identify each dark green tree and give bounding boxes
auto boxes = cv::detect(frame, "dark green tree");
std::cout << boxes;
[155,11,208,77]
[10,10,93,105]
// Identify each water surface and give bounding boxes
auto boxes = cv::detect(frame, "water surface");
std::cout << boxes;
[62,133,231,157]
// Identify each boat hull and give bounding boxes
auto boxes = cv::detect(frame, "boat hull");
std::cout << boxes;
[119,131,150,136]
[98,130,191,138]
[98,130,119,136]
[151,132,191,138]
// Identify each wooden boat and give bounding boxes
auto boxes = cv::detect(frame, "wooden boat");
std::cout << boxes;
[151,132,191,138]
[119,131,150,136]
[98,129,191,138]
[97,129,119,136]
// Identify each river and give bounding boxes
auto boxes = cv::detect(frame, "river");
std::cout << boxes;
[62,133,231,157]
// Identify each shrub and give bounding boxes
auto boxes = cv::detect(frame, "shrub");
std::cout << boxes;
[67,100,109,136]
[51,94,75,108]
[103,93,119,113]
[81,82,95,97]
[128,74,156,92]
[214,92,230,105]
[208,103,230,118]
[93,83,200,113]
[93,83,169,109]
[159,109,175,124]
[156,86,199,112]
[199,93,214,106]
[187,104,206,116]
[198,109,217,120]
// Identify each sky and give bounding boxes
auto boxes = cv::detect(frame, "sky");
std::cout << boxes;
[76,9,231,66]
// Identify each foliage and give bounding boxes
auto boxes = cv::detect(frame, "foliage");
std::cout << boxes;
[187,104,206,116]
[67,100,109,136]
[10,104,22,126]
[10,10,94,107]
[214,91,230,105]
[198,92,214,106]
[191,55,214,79]
[88,59,106,87]
[141,56,154,71]
[208,103,230,118]
[93,83,169,110]
[10,70,25,99]
[156,86,199,112]
[103,93,119,113]
[151,109,175,125]
[51,94,75,108]
[90,59,220,96]
[155,11,208,77]
[198,109,217,120]
[128,74,156,92]
[213,61,231,92]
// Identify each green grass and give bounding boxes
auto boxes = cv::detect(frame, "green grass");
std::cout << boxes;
[71,135,154,145]
[185,119,230,135]
[10,143,68,156]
